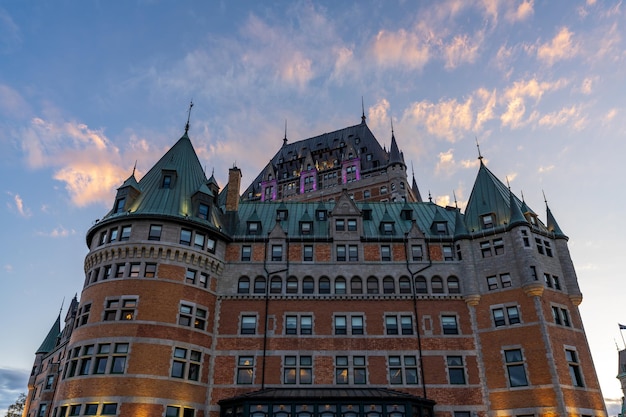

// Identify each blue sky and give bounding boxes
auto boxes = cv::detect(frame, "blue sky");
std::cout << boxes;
[1,0,625,414]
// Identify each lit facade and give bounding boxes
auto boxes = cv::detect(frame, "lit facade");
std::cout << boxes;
[24,116,607,417]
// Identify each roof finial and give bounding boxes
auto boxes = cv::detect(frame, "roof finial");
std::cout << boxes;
[453,190,458,208]
[521,190,525,202]
[60,297,65,316]
[283,119,288,146]
[185,100,194,134]
[542,189,548,205]
[506,176,511,190]
[132,160,137,176]
[391,117,394,136]
[361,96,366,124]
[428,190,432,203]
[475,136,483,160]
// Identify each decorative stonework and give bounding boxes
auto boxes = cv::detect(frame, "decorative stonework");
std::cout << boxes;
[523,282,545,297]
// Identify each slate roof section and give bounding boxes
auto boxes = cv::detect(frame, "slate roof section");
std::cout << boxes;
[241,121,390,200]
[36,315,61,354]
[219,387,433,402]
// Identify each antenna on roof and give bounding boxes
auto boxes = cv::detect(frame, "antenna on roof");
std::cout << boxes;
[361,97,366,124]
[185,100,194,134]
[475,136,483,160]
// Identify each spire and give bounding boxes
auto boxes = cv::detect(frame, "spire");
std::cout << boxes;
[388,126,403,165]
[184,100,194,134]
[36,314,61,354]
[544,191,566,238]
[454,204,470,238]
[508,184,527,228]
[475,136,483,162]
[283,120,288,146]
[361,97,366,124]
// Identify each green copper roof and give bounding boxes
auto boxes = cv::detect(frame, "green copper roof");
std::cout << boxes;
[36,315,60,354]
[547,205,567,238]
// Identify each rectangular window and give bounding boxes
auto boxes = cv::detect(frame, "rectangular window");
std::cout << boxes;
[493,238,504,255]
[335,219,345,231]
[237,356,254,384]
[351,315,364,335]
[566,349,584,387]
[381,245,391,261]
[185,269,196,284]
[114,263,125,278]
[521,229,530,247]
[206,238,216,253]
[178,303,207,330]
[388,355,418,385]
[285,315,313,335]
[109,228,118,243]
[480,241,492,258]
[300,222,312,235]
[148,224,162,241]
[500,273,512,288]
[443,245,453,261]
[145,263,157,278]
[171,347,201,381]
[241,245,251,261]
[486,275,498,290]
[493,306,520,327]
[76,303,91,327]
[272,245,283,261]
[248,222,260,235]
[99,231,108,245]
[535,238,545,255]
[411,245,423,261]
[198,203,209,220]
[335,356,366,384]
[442,315,459,335]
[347,219,357,231]
[544,273,553,288]
[385,316,398,335]
[334,315,347,335]
[303,245,313,262]
[120,226,131,241]
[482,214,494,229]
[401,316,413,335]
[505,349,528,387]
[447,356,466,384]
[110,343,129,374]
[194,233,205,250]
[336,245,346,261]
[84,404,98,415]
[284,355,313,384]
[129,263,140,278]
[348,245,358,261]
[115,198,125,213]
[104,298,137,321]
[180,229,192,246]
[241,315,257,334]
[101,403,118,415]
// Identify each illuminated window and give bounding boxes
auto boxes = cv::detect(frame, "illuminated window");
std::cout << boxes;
[335,356,366,384]
[388,355,418,385]
[237,356,254,384]
[103,298,137,321]
[178,303,207,330]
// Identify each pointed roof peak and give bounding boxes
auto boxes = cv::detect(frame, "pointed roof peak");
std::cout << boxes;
[475,136,484,161]
[361,96,367,124]
[36,314,61,354]
[283,120,288,146]
[184,100,194,135]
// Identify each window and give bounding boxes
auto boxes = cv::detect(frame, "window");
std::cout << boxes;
[171,347,201,381]
[99,231,107,245]
[286,277,298,293]
[381,222,394,235]
[303,245,313,262]
[149,224,162,241]
[270,277,282,294]
[500,273,512,288]
[109,228,118,243]
[102,404,118,415]
[167,406,196,417]
[367,277,379,294]
[435,222,447,235]
[411,245,423,261]
[103,265,112,280]
[38,404,47,417]
[364,190,371,199]
[481,213,494,229]
[45,375,54,389]
[336,219,345,231]
[79,345,94,375]
[380,185,388,194]
[334,315,347,335]
[114,263,125,278]
[347,219,357,231]
[336,356,366,384]
[566,349,584,387]
[254,277,266,294]
[486,275,498,290]
[84,404,98,415]
[319,277,330,294]
[492,306,521,327]
[178,303,207,330]
[104,298,137,321]
[237,356,254,384]
[271,245,283,261]
[335,277,346,294]
[115,197,126,213]
[241,315,257,334]
[316,210,327,221]
[248,222,261,235]
[447,277,460,293]
[442,315,458,335]
[198,203,209,220]
[120,225,131,241]
[351,316,364,335]
[184,269,196,285]
[300,222,312,235]
[194,233,205,249]
[348,245,358,261]
[521,229,530,247]
[399,277,411,294]
[536,238,553,256]
[383,277,395,294]
[335,314,364,335]
[206,238,216,253]
[284,356,313,384]
[180,229,192,246]
[454,412,470,417]
[431,277,443,293]
[351,277,362,294]
[480,241,492,258]
[241,245,251,261]
[238,277,250,294]
[162,175,172,188]
[129,263,140,278]
[443,245,453,261]
[544,273,561,290]
[388,356,418,385]
[302,277,314,294]
[199,272,208,288]
[493,238,504,255]
[447,356,466,384]
[415,277,427,293]
[285,315,313,335]
[552,306,571,327]
[385,316,399,335]
[505,349,528,387]
[76,303,91,327]
[336,245,346,261]
[381,245,391,261]
[110,343,129,374]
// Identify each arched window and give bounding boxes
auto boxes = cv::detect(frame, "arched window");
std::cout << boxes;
[367,276,379,294]
[303,277,314,294]
[351,276,363,294]
[383,276,395,294]
[335,277,346,294]
[286,276,298,294]
[415,276,427,294]
[319,276,331,294]
[238,276,250,294]
[254,276,266,294]
[431,276,443,294]
[270,276,282,294]
[447,276,460,294]
[399,276,411,294]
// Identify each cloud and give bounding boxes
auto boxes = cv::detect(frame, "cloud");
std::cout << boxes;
[537,27,579,66]
[370,28,431,70]
[36,225,75,238]
[0,367,28,415]
[538,105,586,130]
[0,84,30,120]
[435,149,457,176]
[579,77,594,94]
[443,32,482,69]
[500,78,568,129]
[5,192,31,218]
[603,108,618,124]
[0,8,21,54]
[538,165,555,173]
[506,0,534,22]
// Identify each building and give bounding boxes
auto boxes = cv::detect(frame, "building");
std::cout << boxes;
[617,347,626,417]
[24,114,607,417]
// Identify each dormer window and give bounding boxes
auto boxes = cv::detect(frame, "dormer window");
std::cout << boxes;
[198,204,209,220]
[481,213,495,229]
[277,209,288,221]
[316,210,327,221]
[401,209,413,221]
[115,197,126,213]
[347,219,357,231]
[525,213,538,226]
[300,222,313,235]
[162,175,172,188]
[435,222,448,235]
[248,222,261,235]
[381,222,395,235]
[362,209,372,220]
[381,186,388,194]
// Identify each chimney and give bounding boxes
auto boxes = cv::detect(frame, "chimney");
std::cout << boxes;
[226,166,242,212]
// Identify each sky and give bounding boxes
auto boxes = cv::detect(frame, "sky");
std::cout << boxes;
[0,0,625,414]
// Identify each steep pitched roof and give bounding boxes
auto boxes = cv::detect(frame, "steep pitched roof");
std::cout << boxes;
[36,315,61,354]
[388,133,404,165]
[547,204,567,238]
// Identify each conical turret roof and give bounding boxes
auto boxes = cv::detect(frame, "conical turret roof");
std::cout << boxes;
[36,315,61,354]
